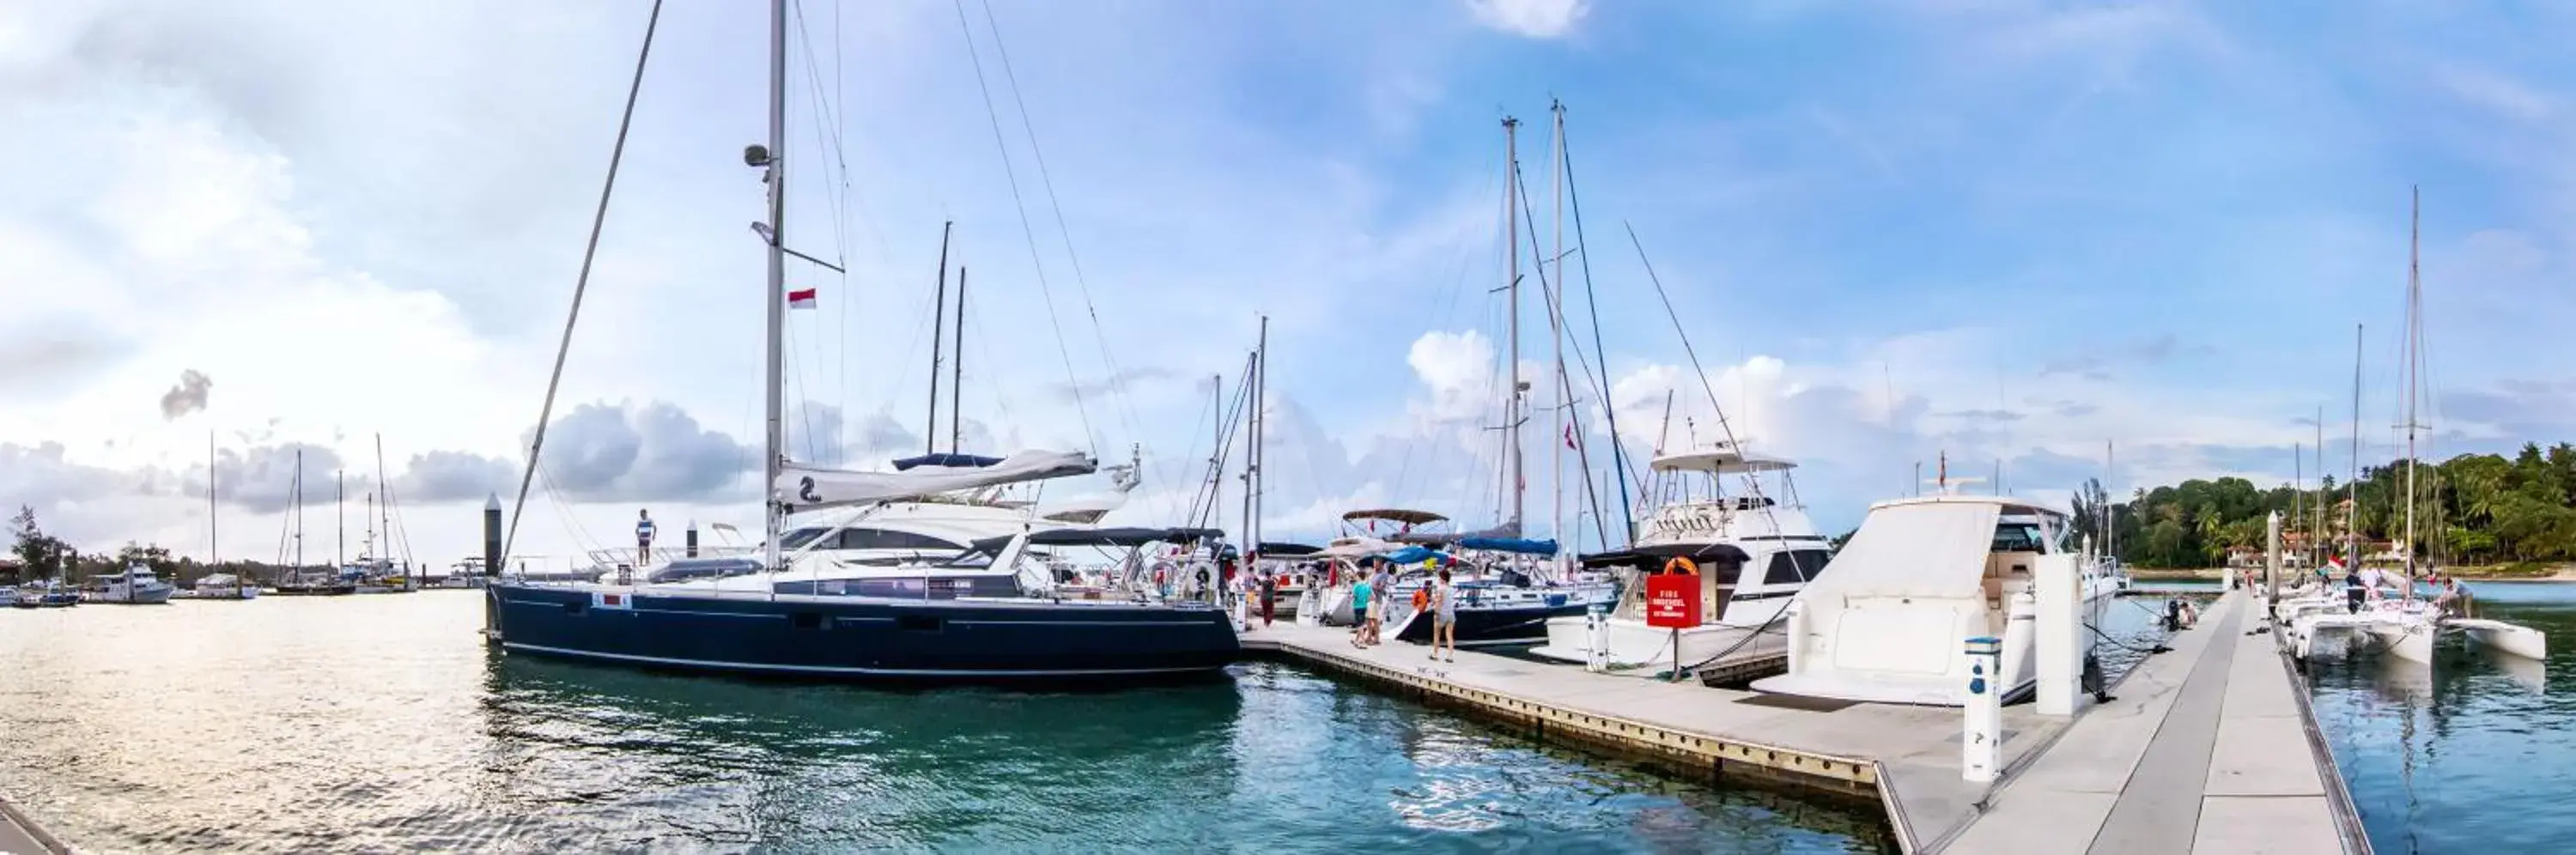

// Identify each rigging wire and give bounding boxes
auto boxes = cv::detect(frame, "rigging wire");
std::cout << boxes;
[947,0,1097,454]
[976,0,1151,469]
[1557,114,1637,540]
[504,0,664,561]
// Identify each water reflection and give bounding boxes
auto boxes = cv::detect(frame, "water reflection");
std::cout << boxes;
[0,594,1893,853]
[2306,582,2576,855]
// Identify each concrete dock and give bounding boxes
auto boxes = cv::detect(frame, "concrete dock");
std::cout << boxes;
[1241,590,2366,853]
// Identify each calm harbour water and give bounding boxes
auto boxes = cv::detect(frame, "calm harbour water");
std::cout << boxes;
[2303,580,2576,855]
[0,593,1894,853]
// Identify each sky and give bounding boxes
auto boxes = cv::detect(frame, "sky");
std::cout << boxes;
[5,0,2575,569]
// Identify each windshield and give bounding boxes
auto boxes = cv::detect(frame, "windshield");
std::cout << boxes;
[1991,522,2045,553]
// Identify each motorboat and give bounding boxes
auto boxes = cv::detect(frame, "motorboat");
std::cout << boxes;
[1527,445,1832,676]
[489,515,1242,680]
[1376,541,1618,647]
[87,563,178,604]
[1752,495,2111,706]
[194,573,260,600]
[13,580,77,608]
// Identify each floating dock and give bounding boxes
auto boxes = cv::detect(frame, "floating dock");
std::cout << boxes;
[1241,591,2366,853]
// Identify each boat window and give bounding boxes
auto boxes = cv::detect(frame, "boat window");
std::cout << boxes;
[778,527,834,550]
[1991,523,2044,553]
[1763,549,1832,585]
[834,529,966,551]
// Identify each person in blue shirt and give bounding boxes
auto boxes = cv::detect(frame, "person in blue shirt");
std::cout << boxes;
[1350,563,1374,648]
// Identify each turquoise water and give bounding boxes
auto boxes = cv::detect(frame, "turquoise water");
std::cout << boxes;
[2304,581,2576,854]
[0,594,1892,852]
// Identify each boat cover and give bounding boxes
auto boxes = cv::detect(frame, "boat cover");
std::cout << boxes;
[1802,500,2002,601]
[1386,546,1455,566]
[781,451,1094,509]
[1456,537,1558,555]
[890,452,1005,470]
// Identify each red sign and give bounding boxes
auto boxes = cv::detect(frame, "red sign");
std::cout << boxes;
[1645,574,1701,628]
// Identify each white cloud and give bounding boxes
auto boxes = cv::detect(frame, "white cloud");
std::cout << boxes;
[1464,0,1589,39]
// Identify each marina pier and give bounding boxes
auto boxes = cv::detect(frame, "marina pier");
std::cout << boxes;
[1244,590,2366,853]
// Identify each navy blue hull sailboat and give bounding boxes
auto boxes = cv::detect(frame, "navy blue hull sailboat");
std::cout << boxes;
[482,2,1236,682]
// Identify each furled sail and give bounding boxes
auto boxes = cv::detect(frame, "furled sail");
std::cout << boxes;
[778,450,1095,509]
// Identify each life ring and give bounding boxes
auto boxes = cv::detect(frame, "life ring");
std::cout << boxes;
[1662,556,1698,576]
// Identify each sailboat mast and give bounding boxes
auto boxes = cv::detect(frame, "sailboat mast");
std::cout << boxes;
[927,221,951,455]
[2348,323,2362,567]
[294,449,305,570]
[2106,440,2117,561]
[952,268,967,454]
[337,469,346,567]
[761,0,788,574]
[1549,102,1566,558]
[1251,315,1268,563]
[2403,186,2420,586]
[1503,115,1523,531]
[208,431,217,567]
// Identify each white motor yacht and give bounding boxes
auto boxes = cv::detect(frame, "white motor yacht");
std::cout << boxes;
[1752,495,2111,706]
[89,563,178,604]
[194,573,260,600]
[1528,445,1832,675]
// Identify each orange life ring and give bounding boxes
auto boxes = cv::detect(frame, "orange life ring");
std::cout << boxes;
[1662,556,1698,576]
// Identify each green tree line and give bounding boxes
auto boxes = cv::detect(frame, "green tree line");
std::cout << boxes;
[2065,442,2576,569]
[7,505,315,586]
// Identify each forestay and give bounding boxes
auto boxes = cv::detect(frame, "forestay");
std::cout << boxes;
[1802,500,2002,601]
[778,451,1095,510]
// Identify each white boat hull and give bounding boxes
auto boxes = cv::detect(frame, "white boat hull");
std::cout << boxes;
[2451,618,2549,660]
[1528,617,1788,673]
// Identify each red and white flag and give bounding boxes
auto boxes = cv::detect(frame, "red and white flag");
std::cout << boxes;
[1563,422,1578,450]
[787,288,817,309]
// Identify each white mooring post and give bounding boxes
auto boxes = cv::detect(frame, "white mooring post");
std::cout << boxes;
[1584,603,1610,673]
[2035,553,2080,716]
[2265,511,2282,603]
[1963,635,2002,783]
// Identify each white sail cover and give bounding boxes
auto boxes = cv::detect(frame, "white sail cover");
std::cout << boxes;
[778,451,1095,509]
[1801,499,2003,601]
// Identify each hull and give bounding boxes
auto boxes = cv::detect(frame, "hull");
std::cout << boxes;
[273,585,357,596]
[195,587,260,601]
[486,584,1242,681]
[92,587,176,604]
[2452,618,2549,660]
[1528,618,1788,670]
[1391,598,1597,646]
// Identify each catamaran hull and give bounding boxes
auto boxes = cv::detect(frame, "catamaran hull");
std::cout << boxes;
[485,584,1242,681]
[1389,600,1598,646]
[2451,618,2549,660]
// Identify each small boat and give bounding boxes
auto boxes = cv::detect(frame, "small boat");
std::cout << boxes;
[15,580,78,608]
[88,563,178,604]
[194,573,260,601]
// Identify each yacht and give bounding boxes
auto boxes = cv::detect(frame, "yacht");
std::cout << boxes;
[88,563,178,604]
[1752,495,2111,706]
[13,580,76,608]
[1528,445,1832,674]
[194,573,260,600]
[1376,539,1619,647]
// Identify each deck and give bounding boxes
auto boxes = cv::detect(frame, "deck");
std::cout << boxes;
[1239,591,2366,853]
[0,793,63,854]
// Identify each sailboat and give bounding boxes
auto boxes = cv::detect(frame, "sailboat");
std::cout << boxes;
[196,433,258,600]
[2287,191,2546,663]
[271,450,354,595]
[482,2,1239,680]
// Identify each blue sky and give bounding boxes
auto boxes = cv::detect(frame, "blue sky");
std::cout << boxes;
[3,0,2573,561]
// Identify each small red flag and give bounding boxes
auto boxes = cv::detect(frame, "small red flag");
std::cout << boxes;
[787,288,817,309]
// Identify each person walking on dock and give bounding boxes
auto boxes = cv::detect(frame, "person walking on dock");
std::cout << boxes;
[1350,567,1373,648]
[1365,561,1391,646]
[1431,568,1457,662]
[1259,566,1278,628]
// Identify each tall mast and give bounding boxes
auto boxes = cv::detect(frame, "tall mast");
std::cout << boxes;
[1549,101,1566,557]
[761,0,788,574]
[1235,350,1256,571]
[2403,186,2420,587]
[2348,323,2361,566]
[1503,115,1524,531]
[375,434,394,580]
[2106,440,2116,561]
[2315,405,2324,562]
[926,221,951,455]
[337,468,345,567]
[208,431,217,567]
[1251,316,1268,563]
[294,449,305,570]
[952,267,967,454]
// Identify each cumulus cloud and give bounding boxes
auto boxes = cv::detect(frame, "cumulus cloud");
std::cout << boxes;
[396,450,517,504]
[533,401,752,504]
[200,442,343,514]
[1044,367,1176,404]
[158,369,213,419]
[1464,0,1589,39]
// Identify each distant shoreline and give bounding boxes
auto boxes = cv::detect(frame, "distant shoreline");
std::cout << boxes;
[2129,566,2576,583]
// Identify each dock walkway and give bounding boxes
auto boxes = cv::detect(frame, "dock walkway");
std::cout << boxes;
[1241,590,2362,853]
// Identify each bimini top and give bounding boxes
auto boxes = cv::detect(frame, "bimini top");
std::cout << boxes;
[1257,542,1323,556]
[1864,494,2068,518]
[890,452,1005,471]
[1455,537,1558,555]
[1341,508,1448,526]
[1579,542,1752,568]
[1649,445,1796,474]
[966,525,1222,554]
[1801,497,2043,602]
